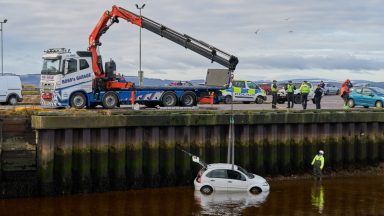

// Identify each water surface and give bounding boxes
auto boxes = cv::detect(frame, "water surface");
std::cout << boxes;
[0,175,383,215]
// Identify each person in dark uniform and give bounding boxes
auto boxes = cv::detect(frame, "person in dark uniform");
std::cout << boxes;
[271,80,278,109]
[314,85,324,109]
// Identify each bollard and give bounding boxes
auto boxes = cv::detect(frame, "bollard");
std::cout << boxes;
[131,90,136,108]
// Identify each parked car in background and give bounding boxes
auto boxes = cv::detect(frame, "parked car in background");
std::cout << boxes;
[259,83,271,95]
[348,86,384,108]
[277,82,315,104]
[324,83,340,95]
[221,80,266,104]
[168,81,194,87]
[0,75,23,105]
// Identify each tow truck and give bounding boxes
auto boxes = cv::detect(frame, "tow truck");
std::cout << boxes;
[40,5,238,109]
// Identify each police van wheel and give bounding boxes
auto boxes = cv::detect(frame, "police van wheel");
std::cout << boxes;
[224,95,232,104]
[102,92,118,109]
[70,92,87,109]
[180,91,196,107]
[255,97,264,104]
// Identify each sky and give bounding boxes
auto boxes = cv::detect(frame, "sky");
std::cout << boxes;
[0,0,383,82]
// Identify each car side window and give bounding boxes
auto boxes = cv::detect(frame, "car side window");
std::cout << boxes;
[79,59,89,70]
[233,81,245,88]
[362,88,373,96]
[227,170,246,181]
[206,169,227,179]
[354,88,362,94]
[247,81,256,89]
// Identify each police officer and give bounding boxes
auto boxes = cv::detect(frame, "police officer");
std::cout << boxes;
[314,85,324,109]
[311,150,325,180]
[271,80,278,109]
[286,81,295,108]
[299,80,311,110]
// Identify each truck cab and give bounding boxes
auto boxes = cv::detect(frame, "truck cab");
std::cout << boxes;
[40,48,94,107]
[221,80,266,104]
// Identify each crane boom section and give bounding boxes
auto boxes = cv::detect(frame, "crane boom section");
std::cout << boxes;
[88,5,238,78]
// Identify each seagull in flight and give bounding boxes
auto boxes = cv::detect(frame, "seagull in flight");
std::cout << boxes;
[255,29,260,34]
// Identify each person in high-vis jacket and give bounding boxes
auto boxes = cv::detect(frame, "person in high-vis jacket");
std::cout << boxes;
[285,81,295,108]
[299,81,311,110]
[271,80,278,109]
[311,150,325,180]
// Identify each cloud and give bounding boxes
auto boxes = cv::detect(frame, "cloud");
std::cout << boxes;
[0,0,384,81]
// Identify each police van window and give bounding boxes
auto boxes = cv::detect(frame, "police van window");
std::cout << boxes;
[227,170,246,181]
[206,169,227,179]
[67,59,78,73]
[233,81,245,88]
[80,59,89,70]
[247,81,257,89]
[362,88,372,96]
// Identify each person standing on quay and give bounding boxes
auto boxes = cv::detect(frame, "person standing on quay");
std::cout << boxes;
[271,80,278,109]
[340,79,353,109]
[286,80,295,108]
[299,80,311,110]
[314,85,324,109]
[311,150,325,180]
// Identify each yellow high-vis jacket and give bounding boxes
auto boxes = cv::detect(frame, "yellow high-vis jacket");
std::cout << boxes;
[311,155,325,170]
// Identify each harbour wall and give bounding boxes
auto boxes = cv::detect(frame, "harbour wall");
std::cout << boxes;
[1,110,384,196]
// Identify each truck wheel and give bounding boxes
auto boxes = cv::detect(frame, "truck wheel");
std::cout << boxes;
[180,91,196,107]
[255,96,264,104]
[224,95,232,104]
[294,95,302,104]
[161,91,177,107]
[7,95,18,105]
[102,92,119,109]
[70,92,87,109]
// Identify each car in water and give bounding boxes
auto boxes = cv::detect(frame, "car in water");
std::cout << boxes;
[194,163,270,195]
[347,86,384,108]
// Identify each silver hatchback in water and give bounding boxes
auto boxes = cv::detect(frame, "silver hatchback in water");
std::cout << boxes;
[194,163,270,195]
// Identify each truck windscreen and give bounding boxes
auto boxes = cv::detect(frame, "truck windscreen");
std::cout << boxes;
[41,58,61,75]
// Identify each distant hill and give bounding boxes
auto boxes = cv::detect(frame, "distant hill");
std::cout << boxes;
[17,74,384,89]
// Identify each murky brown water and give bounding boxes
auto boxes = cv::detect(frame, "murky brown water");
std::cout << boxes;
[0,175,383,216]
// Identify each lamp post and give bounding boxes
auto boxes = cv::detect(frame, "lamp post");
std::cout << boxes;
[0,18,7,76]
[136,3,145,86]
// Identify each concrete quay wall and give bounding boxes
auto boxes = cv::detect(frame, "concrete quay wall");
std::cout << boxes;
[30,110,384,195]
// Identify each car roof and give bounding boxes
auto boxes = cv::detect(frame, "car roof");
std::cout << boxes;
[206,163,239,170]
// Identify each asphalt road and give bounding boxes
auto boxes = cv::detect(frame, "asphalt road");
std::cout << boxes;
[0,95,370,111]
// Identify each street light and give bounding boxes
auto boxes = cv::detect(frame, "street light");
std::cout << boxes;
[0,18,7,76]
[136,3,145,86]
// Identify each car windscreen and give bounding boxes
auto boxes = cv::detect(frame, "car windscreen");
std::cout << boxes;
[371,87,384,96]
[237,166,254,179]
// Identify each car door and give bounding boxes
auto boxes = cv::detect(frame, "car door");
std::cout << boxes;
[351,87,363,104]
[226,169,248,191]
[205,169,228,191]
[361,88,374,106]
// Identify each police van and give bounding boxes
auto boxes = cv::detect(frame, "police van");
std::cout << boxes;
[221,80,266,104]
[0,75,23,105]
